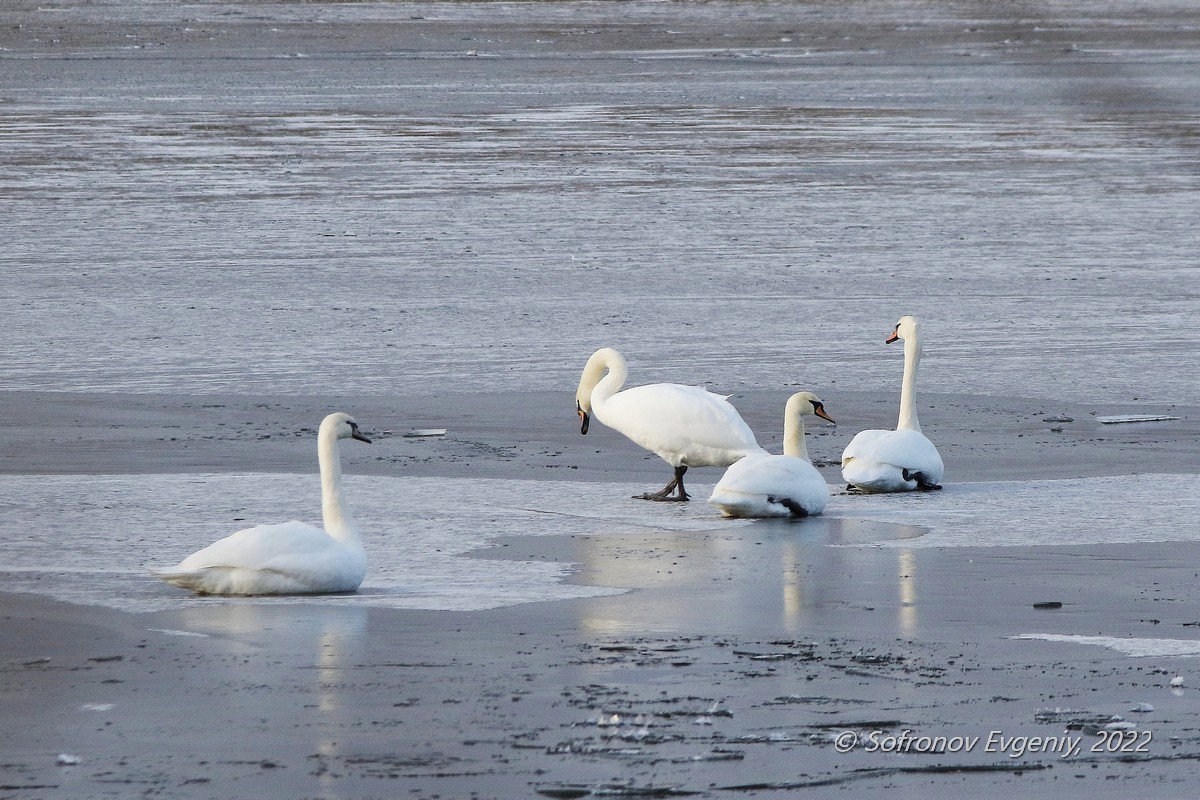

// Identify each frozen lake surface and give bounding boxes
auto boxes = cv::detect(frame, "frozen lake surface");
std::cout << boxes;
[3,471,1197,613]
[2,105,1197,403]
[2,1,1199,403]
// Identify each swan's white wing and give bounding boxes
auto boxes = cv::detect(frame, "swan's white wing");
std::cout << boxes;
[171,521,340,571]
[841,428,944,491]
[155,521,366,595]
[709,453,829,517]
[600,383,762,466]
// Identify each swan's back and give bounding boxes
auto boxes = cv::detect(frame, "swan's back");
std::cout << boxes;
[154,520,367,595]
[841,428,944,492]
[709,453,829,518]
[599,382,762,467]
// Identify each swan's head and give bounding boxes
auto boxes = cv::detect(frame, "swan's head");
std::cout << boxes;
[886,315,920,345]
[577,400,590,435]
[320,412,372,444]
[576,347,623,435]
[787,391,836,424]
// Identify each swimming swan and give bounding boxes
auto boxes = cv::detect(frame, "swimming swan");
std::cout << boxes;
[841,316,944,492]
[576,347,764,501]
[152,412,373,595]
[709,391,835,518]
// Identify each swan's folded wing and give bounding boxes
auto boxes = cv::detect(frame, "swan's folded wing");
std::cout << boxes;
[841,429,890,465]
[171,521,334,571]
[605,383,761,457]
[843,429,942,472]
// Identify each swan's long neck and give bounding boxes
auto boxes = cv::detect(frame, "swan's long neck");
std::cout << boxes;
[318,430,358,543]
[782,397,810,461]
[897,334,922,432]
[578,348,628,419]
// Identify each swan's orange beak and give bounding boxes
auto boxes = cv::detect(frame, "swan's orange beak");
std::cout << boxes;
[885,324,900,344]
[814,404,836,425]
[577,401,590,435]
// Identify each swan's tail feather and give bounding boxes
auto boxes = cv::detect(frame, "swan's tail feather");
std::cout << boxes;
[150,567,219,593]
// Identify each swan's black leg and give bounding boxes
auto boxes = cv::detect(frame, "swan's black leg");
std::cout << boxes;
[674,465,690,501]
[777,498,809,517]
[635,465,690,501]
[905,468,942,491]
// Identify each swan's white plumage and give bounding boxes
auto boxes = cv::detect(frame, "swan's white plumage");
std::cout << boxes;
[576,347,763,500]
[152,412,372,596]
[709,391,833,518]
[597,382,762,468]
[841,316,944,493]
[842,428,943,492]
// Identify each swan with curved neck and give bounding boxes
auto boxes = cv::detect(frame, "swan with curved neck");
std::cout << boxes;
[709,391,835,518]
[153,412,373,595]
[841,316,944,492]
[576,347,764,501]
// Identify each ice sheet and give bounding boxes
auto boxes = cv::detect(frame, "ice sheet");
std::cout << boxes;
[1012,634,1200,658]
[1,472,1197,613]
[2,106,1198,404]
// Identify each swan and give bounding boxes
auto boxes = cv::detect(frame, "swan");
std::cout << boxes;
[708,391,835,518]
[841,315,944,492]
[576,347,764,501]
[152,412,373,595]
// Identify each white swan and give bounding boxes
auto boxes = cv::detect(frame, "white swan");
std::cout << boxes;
[841,316,944,492]
[576,347,764,501]
[708,391,835,518]
[152,412,373,595]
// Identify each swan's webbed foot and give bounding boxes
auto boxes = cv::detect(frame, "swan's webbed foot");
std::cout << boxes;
[637,490,689,502]
[918,482,943,491]
[634,466,690,501]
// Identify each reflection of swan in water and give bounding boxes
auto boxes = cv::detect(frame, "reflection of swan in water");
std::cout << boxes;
[575,347,763,501]
[152,413,372,596]
[842,316,944,492]
[709,392,835,518]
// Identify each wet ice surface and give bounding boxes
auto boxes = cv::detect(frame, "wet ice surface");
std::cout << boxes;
[832,473,1200,548]
[0,473,625,613]
[2,471,1198,614]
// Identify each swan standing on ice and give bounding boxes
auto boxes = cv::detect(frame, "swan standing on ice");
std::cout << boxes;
[152,412,373,595]
[841,316,944,492]
[709,391,836,518]
[576,347,764,501]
